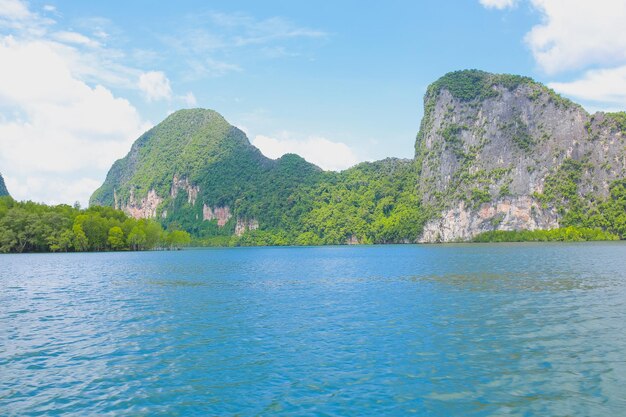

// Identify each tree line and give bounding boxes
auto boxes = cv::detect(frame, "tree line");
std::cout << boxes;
[0,197,190,253]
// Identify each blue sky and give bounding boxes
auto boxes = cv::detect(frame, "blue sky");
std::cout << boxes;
[1,0,625,205]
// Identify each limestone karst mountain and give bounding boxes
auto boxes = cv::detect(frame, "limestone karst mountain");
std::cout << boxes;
[415,70,626,241]
[91,70,626,243]
[89,108,324,238]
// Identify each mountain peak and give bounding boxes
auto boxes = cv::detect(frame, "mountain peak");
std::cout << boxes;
[426,69,535,102]
[424,69,580,111]
[163,108,225,123]
[90,108,258,208]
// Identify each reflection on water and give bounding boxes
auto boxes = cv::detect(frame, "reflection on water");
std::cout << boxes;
[1,243,626,416]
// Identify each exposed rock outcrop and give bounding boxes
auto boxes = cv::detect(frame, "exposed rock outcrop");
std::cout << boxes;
[122,188,162,219]
[171,175,199,205]
[419,197,559,242]
[346,235,360,245]
[235,218,259,236]
[114,174,197,220]
[203,204,232,226]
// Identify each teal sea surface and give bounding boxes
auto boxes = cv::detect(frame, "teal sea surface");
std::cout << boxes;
[1,243,626,416]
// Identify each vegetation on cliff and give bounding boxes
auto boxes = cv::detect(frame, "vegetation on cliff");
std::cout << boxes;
[249,158,427,246]
[0,197,190,253]
[473,227,619,243]
[426,70,533,102]
[193,158,428,246]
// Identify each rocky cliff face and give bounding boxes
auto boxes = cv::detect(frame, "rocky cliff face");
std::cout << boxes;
[415,70,626,242]
[0,173,8,197]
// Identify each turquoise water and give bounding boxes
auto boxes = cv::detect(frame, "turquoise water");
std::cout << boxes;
[1,243,626,416]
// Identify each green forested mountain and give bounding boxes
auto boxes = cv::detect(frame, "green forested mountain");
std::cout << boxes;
[90,109,427,245]
[90,109,325,240]
[0,173,9,197]
[87,70,626,245]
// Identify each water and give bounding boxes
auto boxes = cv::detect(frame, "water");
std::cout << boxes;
[1,243,626,416]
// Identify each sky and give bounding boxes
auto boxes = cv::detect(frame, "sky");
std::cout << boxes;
[1,0,626,206]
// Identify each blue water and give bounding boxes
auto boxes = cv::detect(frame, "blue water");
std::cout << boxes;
[1,243,626,416]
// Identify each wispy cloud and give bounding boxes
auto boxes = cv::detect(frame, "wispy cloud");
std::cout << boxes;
[208,11,326,38]
[162,11,328,79]
[0,0,53,35]
[184,58,242,80]
[479,0,519,9]
[52,31,101,48]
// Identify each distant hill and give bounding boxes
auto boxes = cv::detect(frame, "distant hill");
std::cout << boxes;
[91,71,626,244]
[0,173,9,197]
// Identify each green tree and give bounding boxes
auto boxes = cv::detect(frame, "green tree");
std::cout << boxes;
[166,230,191,249]
[127,226,147,250]
[107,226,126,250]
[49,229,74,252]
[72,224,89,252]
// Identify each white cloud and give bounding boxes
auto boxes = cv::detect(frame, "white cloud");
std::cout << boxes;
[479,0,518,9]
[0,0,201,206]
[253,134,359,171]
[5,176,103,207]
[0,0,160,205]
[0,36,149,206]
[138,71,172,101]
[0,0,32,20]
[549,65,626,106]
[483,0,626,110]
[525,0,626,74]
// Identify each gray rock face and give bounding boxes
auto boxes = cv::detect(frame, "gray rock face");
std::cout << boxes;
[416,72,626,242]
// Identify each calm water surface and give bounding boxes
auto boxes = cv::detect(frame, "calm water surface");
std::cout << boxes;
[1,243,626,416]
